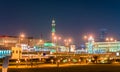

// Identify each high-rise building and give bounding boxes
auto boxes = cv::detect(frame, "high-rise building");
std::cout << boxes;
[99,28,107,42]
[51,18,56,43]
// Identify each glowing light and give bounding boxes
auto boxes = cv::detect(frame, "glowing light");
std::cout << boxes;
[106,38,109,41]
[110,38,113,41]
[39,39,43,43]
[68,39,71,42]
[84,35,87,39]
[106,37,116,42]
[20,33,25,38]
[88,36,93,41]
[52,19,55,24]
[116,52,119,56]
[64,39,66,42]
[58,37,61,40]
[54,36,57,40]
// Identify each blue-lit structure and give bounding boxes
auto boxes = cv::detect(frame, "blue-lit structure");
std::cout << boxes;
[33,42,56,53]
[87,36,94,54]
[0,46,11,72]
[86,41,120,54]
[0,46,11,58]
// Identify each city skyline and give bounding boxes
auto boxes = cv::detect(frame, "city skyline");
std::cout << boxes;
[1,1,120,72]
[0,0,120,42]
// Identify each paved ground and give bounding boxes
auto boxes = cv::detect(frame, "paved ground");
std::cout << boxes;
[1,64,120,72]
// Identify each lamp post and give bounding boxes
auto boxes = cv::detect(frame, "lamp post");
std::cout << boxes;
[83,35,88,52]
[64,38,72,64]
[38,39,44,62]
[64,38,72,53]
[18,33,25,60]
[54,36,61,53]
[53,36,61,72]
[39,39,44,50]
[19,33,25,45]
[18,33,26,67]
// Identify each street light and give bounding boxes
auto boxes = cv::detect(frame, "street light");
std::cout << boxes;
[39,39,44,48]
[20,33,25,38]
[53,36,61,72]
[18,33,26,66]
[53,36,61,53]
[105,37,116,52]
[38,39,44,61]
[84,35,88,40]
[106,37,115,42]
[19,33,25,44]
[64,38,72,53]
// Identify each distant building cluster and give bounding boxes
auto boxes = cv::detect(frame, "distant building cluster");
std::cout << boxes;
[0,19,120,60]
[0,19,76,59]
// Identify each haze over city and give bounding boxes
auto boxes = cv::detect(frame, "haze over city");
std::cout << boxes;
[0,0,120,42]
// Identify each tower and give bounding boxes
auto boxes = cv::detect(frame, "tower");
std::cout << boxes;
[99,28,107,42]
[51,18,56,43]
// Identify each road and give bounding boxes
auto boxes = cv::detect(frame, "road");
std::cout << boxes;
[0,63,87,68]
[0,64,120,72]
[1,64,120,72]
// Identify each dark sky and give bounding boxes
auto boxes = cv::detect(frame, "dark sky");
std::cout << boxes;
[0,0,120,43]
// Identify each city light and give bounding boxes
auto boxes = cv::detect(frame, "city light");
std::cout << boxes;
[1,1,120,72]
[64,38,72,46]
[53,36,61,44]
[64,38,72,52]
[84,35,87,39]
[20,33,25,38]
[106,37,116,42]
[83,35,94,41]
[1,15,120,72]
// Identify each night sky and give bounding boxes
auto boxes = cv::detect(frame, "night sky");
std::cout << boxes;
[0,0,120,43]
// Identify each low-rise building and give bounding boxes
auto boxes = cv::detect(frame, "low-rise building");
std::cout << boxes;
[86,41,120,54]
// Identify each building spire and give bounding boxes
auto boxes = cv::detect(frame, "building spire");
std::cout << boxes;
[51,18,56,33]
[51,18,56,43]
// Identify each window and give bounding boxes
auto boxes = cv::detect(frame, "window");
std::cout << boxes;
[19,51,21,53]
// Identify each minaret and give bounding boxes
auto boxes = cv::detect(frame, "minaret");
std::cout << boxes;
[51,18,56,43]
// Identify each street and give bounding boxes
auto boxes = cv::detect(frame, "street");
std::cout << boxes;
[0,64,120,72]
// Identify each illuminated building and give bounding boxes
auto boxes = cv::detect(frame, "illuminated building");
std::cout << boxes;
[11,47,22,59]
[0,35,38,47]
[0,35,18,47]
[51,18,56,43]
[99,28,108,42]
[87,36,94,54]
[0,46,11,72]
[86,41,120,54]
[70,45,76,52]
[0,46,11,58]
